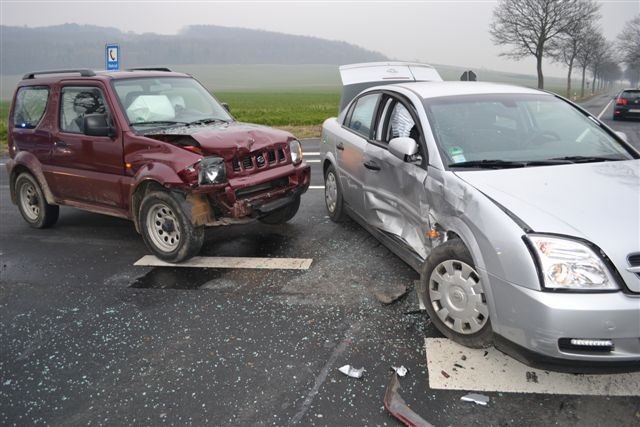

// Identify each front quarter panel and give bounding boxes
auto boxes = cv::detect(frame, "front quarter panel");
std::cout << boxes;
[425,166,543,310]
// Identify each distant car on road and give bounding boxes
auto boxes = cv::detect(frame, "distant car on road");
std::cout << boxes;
[613,89,640,120]
[6,68,310,262]
[321,62,640,371]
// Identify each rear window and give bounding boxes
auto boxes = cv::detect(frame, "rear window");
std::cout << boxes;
[621,90,640,99]
[13,86,49,129]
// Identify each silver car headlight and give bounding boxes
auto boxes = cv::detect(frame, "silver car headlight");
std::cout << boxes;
[526,234,618,291]
[290,140,303,165]
[198,156,226,185]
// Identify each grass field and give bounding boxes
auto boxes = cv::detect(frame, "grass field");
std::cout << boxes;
[0,63,604,153]
[0,91,339,153]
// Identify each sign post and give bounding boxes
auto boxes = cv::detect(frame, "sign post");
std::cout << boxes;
[105,44,120,71]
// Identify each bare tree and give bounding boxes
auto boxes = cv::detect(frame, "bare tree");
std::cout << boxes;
[551,24,593,98]
[590,39,614,93]
[490,0,599,89]
[576,30,604,97]
[617,15,640,86]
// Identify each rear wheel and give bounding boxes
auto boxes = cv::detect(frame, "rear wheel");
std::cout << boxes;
[259,196,301,225]
[420,239,493,348]
[15,172,59,228]
[324,164,345,222]
[139,191,204,263]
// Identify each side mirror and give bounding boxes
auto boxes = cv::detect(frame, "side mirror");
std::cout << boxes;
[389,137,418,161]
[221,102,231,113]
[615,131,628,142]
[84,113,113,137]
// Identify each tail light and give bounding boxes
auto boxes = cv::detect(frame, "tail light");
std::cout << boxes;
[615,98,627,105]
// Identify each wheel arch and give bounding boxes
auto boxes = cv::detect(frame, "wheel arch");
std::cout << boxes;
[8,154,57,205]
[131,179,166,233]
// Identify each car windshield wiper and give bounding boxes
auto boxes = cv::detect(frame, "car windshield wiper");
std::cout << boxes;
[131,120,188,126]
[450,158,596,169]
[187,118,229,126]
[449,159,527,169]
[549,156,625,163]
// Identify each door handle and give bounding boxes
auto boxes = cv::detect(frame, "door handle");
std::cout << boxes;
[336,142,345,151]
[363,160,381,171]
[54,141,69,148]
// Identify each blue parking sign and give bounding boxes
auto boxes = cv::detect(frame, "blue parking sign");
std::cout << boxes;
[106,44,120,71]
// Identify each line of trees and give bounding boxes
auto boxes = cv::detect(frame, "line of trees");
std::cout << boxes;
[490,0,639,96]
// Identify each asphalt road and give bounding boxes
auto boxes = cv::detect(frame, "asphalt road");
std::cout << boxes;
[1,93,639,426]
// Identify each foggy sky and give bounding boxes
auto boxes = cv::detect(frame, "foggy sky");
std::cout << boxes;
[1,0,638,78]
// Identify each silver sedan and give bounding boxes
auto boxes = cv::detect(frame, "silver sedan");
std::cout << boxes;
[321,63,640,371]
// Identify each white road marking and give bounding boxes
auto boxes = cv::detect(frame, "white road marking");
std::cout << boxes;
[309,185,325,189]
[306,160,321,163]
[0,163,5,166]
[134,255,313,270]
[303,152,321,156]
[425,338,640,396]
[597,99,613,119]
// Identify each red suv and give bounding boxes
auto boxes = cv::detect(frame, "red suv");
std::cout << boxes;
[6,68,310,262]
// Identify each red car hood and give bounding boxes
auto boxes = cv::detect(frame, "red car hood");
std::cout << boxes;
[147,121,294,160]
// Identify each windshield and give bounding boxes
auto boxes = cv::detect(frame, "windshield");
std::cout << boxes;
[112,77,232,129]
[424,94,635,168]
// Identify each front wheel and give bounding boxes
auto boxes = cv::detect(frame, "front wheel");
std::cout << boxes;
[15,172,59,228]
[420,239,492,348]
[139,191,204,263]
[259,196,301,225]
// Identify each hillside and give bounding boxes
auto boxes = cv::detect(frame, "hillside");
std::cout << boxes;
[0,24,387,75]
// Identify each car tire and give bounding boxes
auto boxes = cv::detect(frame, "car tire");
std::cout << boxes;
[259,196,301,225]
[139,191,204,263]
[420,239,493,348]
[15,172,59,228]
[324,164,345,222]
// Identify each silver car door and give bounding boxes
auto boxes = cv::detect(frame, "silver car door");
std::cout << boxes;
[363,97,431,260]
[335,93,381,217]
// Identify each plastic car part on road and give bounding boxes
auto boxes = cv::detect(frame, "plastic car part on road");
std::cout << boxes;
[383,372,432,427]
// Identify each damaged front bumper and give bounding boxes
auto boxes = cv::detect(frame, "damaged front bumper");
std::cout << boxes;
[185,162,311,226]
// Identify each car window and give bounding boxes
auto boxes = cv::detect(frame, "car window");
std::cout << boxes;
[112,77,232,127]
[13,86,49,129]
[60,86,108,134]
[346,93,380,138]
[620,90,640,100]
[387,102,418,142]
[425,94,634,164]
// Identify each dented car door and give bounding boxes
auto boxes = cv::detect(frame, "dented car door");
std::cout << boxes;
[362,96,431,259]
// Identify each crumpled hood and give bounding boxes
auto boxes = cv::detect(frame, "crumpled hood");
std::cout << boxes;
[456,160,640,292]
[147,121,293,160]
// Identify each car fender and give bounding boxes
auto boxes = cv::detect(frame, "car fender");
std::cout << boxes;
[128,162,188,231]
[7,151,56,205]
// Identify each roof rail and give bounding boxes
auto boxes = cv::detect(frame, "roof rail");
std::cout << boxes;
[22,69,96,80]
[126,67,172,72]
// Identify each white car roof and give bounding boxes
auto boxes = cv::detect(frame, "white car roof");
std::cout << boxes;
[389,81,547,100]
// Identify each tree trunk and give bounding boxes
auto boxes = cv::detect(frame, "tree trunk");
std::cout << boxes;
[536,54,544,89]
[566,58,574,99]
[580,66,587,98]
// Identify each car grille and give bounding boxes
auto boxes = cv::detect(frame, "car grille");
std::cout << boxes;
[231,145,288,174]
[235,177,289,198]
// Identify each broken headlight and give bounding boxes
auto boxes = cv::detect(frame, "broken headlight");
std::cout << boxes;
[526,234,619,291]
[290,140,303,165]
[198,156,226,185]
